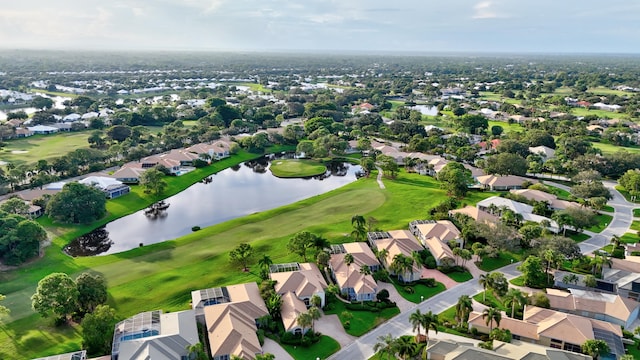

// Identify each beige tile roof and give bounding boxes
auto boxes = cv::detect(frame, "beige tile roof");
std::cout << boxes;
[546,288,638,324]
[112,163,147,180]
[449,205,499,224]
[510,189,579,210]
[414,220,461,243]
[424,237,455,262]
[373,230,424,275]
[17,189,59,202]
[201,283,268,360]
[329,251,378,295]
[280,292,308,332]
[271,262,327,299]
[477,175,534,187]
[468,311,540,341]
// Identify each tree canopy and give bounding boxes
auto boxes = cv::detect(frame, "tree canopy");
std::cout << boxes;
[31,273,79,322]
[46,182,107,224]
[0,210,47,265]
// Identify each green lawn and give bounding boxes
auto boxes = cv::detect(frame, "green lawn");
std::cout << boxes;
[544,184,572,201]
[587,86,634,97]
[0,167,497,358]
[477,92,520,105]
[473,291,508,312]
[488,120,524,134]
[620,232,640,244]
[447,271,473,283]
[476,252,519,272]
[388,279,446,304]
[0,132,91,167]
[28,88,79,98]
[571,107,629,119]
[269,159,327,178]
[634,209,640,217]
[323,296,400,337]
[591,142,640,155]
[567,231,590,242]
[616,185,639,203]
[601,205,614,213]
[586,213,613,233]
[509,276,525,287]
[281,335,340,360]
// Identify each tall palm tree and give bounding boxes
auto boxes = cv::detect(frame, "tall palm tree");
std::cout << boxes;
[296,312,313,338]
[610,235,621,249]
[503,288,526,318]
[373,334,397,360]
[352,214,366,229]
[311,235,330,256]
[359,264,372,305]
[422,311,439,347]
[343,253,354,300]
[377,248,389,265]
[394,336,417,360]
[258,254,273,272]
[390,254,414,283]
[410,309,425,341]
[478,273,491,302]
[543,249,563,285]
[482,307,502,333]
[308,306,321,332]
[455,295,473,326]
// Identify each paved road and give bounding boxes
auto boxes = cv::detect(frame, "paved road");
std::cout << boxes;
[327,181,635,360]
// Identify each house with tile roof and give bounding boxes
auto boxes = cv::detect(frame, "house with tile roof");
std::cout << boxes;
[191,282,268,360]
[476,196,559,232]
[111,309,199,360]
[329,242,379,301]
[528,146,556,162]
[112,163,148,184]
[425,339,591,360]
[546,288,640,328]
[409,220,461,266]
[449,205,499,225]
[476,175,534,191]
[270,262,328,308]
[509,189,579,211]
[468,305,624,358]
[368,230,424,283]
[79,176,130,199]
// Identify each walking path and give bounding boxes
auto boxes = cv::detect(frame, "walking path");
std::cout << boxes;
[375,166,385,189]
[328,181,634,360]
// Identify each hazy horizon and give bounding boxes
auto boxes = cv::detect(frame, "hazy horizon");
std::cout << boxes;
[1,1,639,54]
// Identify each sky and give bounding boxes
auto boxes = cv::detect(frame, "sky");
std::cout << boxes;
[1,0,639,54]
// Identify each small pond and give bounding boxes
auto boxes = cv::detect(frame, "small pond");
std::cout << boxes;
[65,155,362,256]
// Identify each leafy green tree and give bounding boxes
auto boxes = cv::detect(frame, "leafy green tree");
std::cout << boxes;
[619,169,640,201]
[76,273,108,314]
[0,197,29,215]
[561,207,598,233]
[437,162,472,198]
[530,292,550,308]
[518,256,547,288]
[106,125,132,142]
[287,231,317,261]
[139,167,168,196]
[31,273,79,322]
[491,125,503,136]
[456,114,488,135]
[581,339,610,360]
[0,213,47,265]
[46,182,106,224]
[377,155,399,178]
[483,152,528,176]
[81,305,119,356]
[255,353,276,360]
[0,294,9,323]
[229,243,254,271]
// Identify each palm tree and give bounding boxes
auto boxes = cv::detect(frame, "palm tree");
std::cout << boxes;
[311,235,330,256]
[422,311,439,347]
[308,306,321,332]
[352,214,366,229]
[410,309,425,341]
[455,295,474,326]
[543,249,563,285]
[186,343,207,360]
[258,254,273,279]
[562,273,579,285]
[482,307,502,333]
[390,254,414,283]
[503,288,526,318]
[610,235,622,248]
[479,273,491,302]
[452,247,462,266]
[310,294,322,308]
[359,264,372,305]
[266,293,282,320]
[394,336,417,360]
[377,248,389,265]
[296,312,313,338]
[343,253,354,300]
[373,334,397,360]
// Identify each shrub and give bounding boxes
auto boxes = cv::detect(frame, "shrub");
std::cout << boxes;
[257,329,265,346]
[376,289,390,302]
[404,286,415,294]
[425,256,437,269]
[191,226,201,232]
[343,320,350,329]
[420,278,437,287]
[623,330,635,339]
[612,247,625,259]
[471,327,479,336]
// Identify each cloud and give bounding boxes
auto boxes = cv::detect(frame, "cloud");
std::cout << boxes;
[472,1,506,19]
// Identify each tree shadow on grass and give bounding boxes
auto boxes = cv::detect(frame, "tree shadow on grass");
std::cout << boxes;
[112,241,176,263]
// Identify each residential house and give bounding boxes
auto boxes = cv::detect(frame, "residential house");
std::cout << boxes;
[449,205,499,225]
[426,339,591,360]
[477,139,501,153]
[111,310,199,360]
[509,189,578,211]
[14,128,33,138]
[476,196,558,232]
[593,102,622,112]
[112,163,148,184]
[270,262,328,308]
[0,197,44,219]
[528,146,556,162]
[468,306,624,358]
[27,125,58,135]
[139,154,181,174]
[409,220,460,266]
[185,140,233,161]
[602,268,640,302]
[191,282,268,360]
[329,242,379,301]
[78,176,130,199]
[64,113,82,122]
[32,350,87,360]
[368,230,424,283]
[476,175,534,191]
[546,288,640,329]
[280,291,310,335]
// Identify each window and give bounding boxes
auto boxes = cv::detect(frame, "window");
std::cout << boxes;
[564,343,582,353]
[550,338,562,349]
[512,334,521,340]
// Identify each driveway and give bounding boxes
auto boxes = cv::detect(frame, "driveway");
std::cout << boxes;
[421,268,458,289]
[377,281,414,312]
[262,338,294,360]
[315,314,357,347]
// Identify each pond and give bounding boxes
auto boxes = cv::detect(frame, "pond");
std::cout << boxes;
[410,105,438,116]
[64,155,362,256]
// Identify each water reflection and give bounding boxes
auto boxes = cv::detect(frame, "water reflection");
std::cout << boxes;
[64,227,113,256]
[67,155,361,256]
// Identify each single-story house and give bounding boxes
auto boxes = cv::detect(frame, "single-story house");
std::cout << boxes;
[368,230,424,283]
[280,291,309,335]
[509,189,579,211]
[409,220,461,266]
[476,196,559,232]
[476,175,535,191]
[111,309,199,360]
[329,242,379,301]
[112,163,148,184]
[528,146,556,161]
[15,128,33,138]
[27,125,58,135]
[468,306,624,358]
[426,339,591,360]
[449,205,499,225]
[270,262,328,308]
[78,176,130,199]
[33,350,87,360]
[602,268,640,302]
[140,154,181,174]
[185,140,233,161]
[546,288,640,329]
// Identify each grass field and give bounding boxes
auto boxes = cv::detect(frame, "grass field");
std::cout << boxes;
[586,213,613,233]
[28,88,79,99]
[0,132,91,167]
[269,159,327,178]
[591,142,640,155]
[281,335,340,360]
[323,297,400,337]
[477,92,520,104]
[571,106,629,119]
[634,209,640,217]
[476,252,520,272]
[487,120,524,134]
[587,86,634,97]
[0,165,497,358]
[447,271,473,283]
[389,279,446,304]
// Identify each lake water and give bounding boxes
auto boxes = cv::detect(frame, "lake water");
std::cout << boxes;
[410,105,438,116]
[65,155,362,256]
